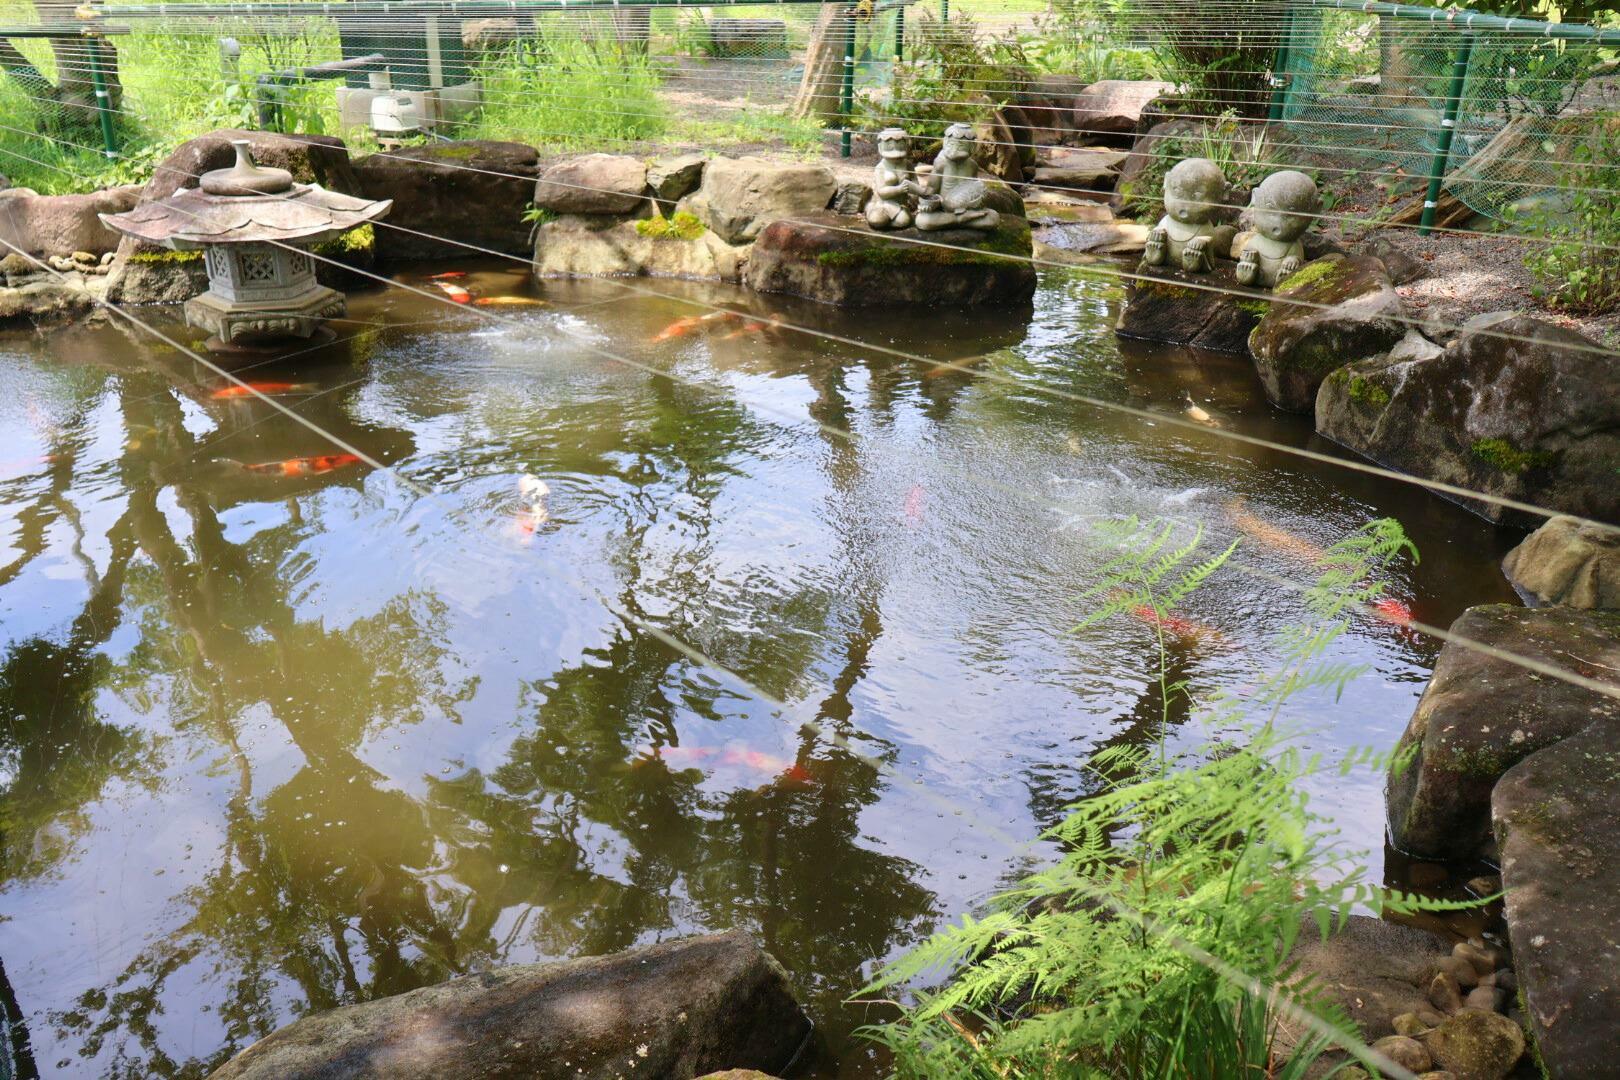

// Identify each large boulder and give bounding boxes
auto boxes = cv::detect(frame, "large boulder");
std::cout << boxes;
[1116,263,1268,353]
[1071,79,1175,143]
[1492,720,1620,1079]
[1316,313,1620,527]
[208,931,810,1080]
[106,129,361,304]
[0,275,101,326]
[356,141,539,260]
[533,154,649,216]
[1419,1009,1525,1080]
[647,154,707,204]
[1385,604,1620,860]
[681,157,837,245]
[533,212,746,282]
[743,211,1036,308]
[1502,515,1620,610]
[1248,254,1407,413]
[1014,74,1089,143]
[0,186,140,258]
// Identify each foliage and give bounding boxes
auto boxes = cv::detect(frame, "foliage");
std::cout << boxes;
[1119,111,1273,221]
[1126,0,1280,118]
[1012,1,1161,81]
[471,32,666,148]
[860,517,1464,1080]
[873,11,1033,137]
[1520,112,1620,314]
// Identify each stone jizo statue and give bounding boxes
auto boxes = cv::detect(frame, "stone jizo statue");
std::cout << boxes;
[1141,157,1231,274]
[915,122,999,232]
[867,127,924,231]
[1236,170,1321,288]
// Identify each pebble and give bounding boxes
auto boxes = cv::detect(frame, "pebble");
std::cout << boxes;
[1465,873,1501,898]
[1429,970,1464,1015]
[1433,953,1480,990]
[1416,1007,1448,1028]
[100,251,115,266]
[1465,985,1505,1013]
[1371,1034,1433,1073]
[1454,940,1496,977]
[70,250,96,265]
[1393,1011,1431,1037]
[1494,968,1517,993]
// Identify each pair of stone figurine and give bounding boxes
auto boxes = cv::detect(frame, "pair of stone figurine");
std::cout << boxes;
[866,124,999,233]
[1141,157,1321,289]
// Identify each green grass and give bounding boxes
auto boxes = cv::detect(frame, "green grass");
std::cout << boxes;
[470,36,666,148]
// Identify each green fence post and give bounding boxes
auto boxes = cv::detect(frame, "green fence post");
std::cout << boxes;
[840,6,855,158]
[1419,30,1474,235]
[894,5,904,63]
[940,0,948,22]
[1267,0,1294,124]
[84,33,119,160]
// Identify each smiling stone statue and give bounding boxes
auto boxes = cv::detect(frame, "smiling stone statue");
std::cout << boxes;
[915,122,1000,232]
[1141,157,1230,274]
[1236,170,1321,288]
[867,127,924,231]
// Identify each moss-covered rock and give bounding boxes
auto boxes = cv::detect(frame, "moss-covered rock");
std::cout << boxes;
[743,211,1036,308]
[1386,604,1620,860]
[1420,1009,1524,1079]
[1248,253,1407,413]
[1115,262,1266,353]
[355,140,539,260]
[1316,311,1620,527]
[533,213,747,283]
[1502,515,1620,610]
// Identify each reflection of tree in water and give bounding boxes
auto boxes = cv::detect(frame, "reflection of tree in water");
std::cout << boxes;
[0,354,937,1077]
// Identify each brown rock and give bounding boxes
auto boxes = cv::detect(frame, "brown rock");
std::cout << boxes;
[1116,262,1268,354]
[534,154,649,216]
[1393,1011,1432,1037]
[1502,515,1620,610]
[1464,986,1504,1013]
[1453,941,1496,977]
[1431,954,1480,990]
[1071,79,1175,142]
[1372,1034,1433,1073]
[1429,971,1463,1015]
[356,141,539,260]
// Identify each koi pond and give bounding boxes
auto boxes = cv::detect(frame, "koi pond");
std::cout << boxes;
[0,264,1518,1077]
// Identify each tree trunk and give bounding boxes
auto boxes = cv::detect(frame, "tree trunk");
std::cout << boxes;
[793,4,855,123]
[611,6,652,53]
[0,0,123,132]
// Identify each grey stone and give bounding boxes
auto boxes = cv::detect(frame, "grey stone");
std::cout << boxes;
[1013,73,1089,141]
[1502,515,1620,610]
[1278,914,1452,1053]
[1393,1012,1432,1037]
[0,277,100,326]
[647,154,706,204]
[534,154,649,216]
[1116,263,1268,354]
[743,211,1035,308]
[356,141,539,260]
[532,213,745,283]
[1315,313,1620,527]
[1071,79,1175,142]
[1492,719,1620,1079]
[1359,234,1428,284]
[682,157,836,246]
[1385,604,1620,860]
[1248,253,1406,412]
[1372,1035,1433,1073]
[1387,328,1443,364]
[1429,971,1464,1015]
[1420,1010,1524,1080]
[207,931,810,1080]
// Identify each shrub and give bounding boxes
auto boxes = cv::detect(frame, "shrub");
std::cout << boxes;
[872,12,1032,139]
[860,517,1466,1079]
[1520,113,1620,316]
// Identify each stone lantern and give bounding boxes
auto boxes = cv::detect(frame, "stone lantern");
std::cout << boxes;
[101,140,392,349]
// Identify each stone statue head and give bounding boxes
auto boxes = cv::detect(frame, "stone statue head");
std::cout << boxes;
[940,123,976,161]
[876,128,910,161]
[1249,170,1320,243]
[1162,158,1227,226]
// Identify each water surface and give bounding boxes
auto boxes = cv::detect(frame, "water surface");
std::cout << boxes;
[0,264,1518,1078]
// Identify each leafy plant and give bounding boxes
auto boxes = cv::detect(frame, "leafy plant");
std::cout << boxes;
[860,517,1461,1079]
[872,11,1033,138]
[472,31,665,147]
[1520,111,1620,315]
[1119,111,1273,221]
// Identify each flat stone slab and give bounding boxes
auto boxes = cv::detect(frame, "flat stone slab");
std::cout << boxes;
[1494,719,1620,1079]
[1387,604,1620,861]
[208,931,810,1080]
[744,211,1036,308]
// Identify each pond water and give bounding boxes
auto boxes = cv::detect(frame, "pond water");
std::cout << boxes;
[0,263,1518,1078]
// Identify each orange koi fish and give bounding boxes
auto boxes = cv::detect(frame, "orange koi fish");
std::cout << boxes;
[239,453,362,477]
[513,474,550,539]
[435,282,472,304]
[1127,602,1223,644]
[209,381,316,400]
[473,296,545,308]
[651,311,735,342]
[1226,500,1328,566]
[430,271,468,280]
[721,321,772,341]
[634,745,812,786]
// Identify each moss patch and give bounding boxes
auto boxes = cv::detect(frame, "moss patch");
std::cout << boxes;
[1234,297,1270,315]
[635,211,705,241]
[1277,256,1345,294]
[129,249,202,265]
[1471,437,1555,474]
[313,223,374,258]
[429,143,488,161]
[1347,374,1390,407]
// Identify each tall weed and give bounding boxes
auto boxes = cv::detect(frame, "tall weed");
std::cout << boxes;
[472,33,665,147]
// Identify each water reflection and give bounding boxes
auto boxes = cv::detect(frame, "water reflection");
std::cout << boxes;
[0,266,1518,1078]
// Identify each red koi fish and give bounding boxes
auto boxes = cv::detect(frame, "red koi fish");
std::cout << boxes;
[1107,589,1223,645]
[209,381,316,400]
[634,745,812,786]
[651,311,735,342]
[239,453,362,477]
[435,282,472,304]
[430,271,468,280]
[1371,597,1413,627]
[903,483,926,524]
